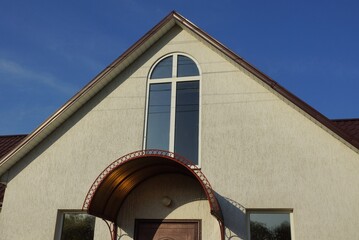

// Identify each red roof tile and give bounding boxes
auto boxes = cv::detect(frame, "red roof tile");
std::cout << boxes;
[332,119,359,142]
[0,135,27,159]
[0,135,27,209]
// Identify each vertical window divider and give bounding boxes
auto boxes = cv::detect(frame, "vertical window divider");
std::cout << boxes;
[198,74,202,167]
[172,53,178,78]
[169,54,178,152]
[143,79,150,149]
[169,81,176,152]
[146,53,200,165]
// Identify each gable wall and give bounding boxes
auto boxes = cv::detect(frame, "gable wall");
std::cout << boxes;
[193,30,359,239]
[0,25,358,239]
[0,32,150,240]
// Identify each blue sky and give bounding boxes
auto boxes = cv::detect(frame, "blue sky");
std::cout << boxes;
[0,0,358,135]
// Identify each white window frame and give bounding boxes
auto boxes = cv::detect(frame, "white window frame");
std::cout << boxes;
[246,209,295,240]
[143,53,202,166]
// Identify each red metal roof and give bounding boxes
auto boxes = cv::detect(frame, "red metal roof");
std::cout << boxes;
[0,135,27,159]
[332,119,359,142]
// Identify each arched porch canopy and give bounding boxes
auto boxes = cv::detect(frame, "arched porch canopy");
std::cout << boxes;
[82,150,223,224]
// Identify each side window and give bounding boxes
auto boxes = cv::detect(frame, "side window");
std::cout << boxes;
[248,211,293,240]
[145,53,200,165]
[55,211,95,240]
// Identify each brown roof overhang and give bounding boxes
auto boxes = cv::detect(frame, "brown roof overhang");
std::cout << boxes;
[1,11,358,176]
[0,12,177,175]
[82,150,223,223]
[172,13,359,151]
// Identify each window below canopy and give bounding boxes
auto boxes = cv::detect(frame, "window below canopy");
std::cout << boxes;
[248,211,293,240]
[55,211,95,240]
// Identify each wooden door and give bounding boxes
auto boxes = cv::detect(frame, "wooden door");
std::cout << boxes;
[135,220,200,240]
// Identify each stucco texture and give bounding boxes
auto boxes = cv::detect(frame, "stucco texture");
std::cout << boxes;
[117,173,221,240]
[0,25,358,240]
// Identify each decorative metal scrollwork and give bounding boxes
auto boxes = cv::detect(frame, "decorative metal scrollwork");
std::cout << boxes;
[82,149,224,239]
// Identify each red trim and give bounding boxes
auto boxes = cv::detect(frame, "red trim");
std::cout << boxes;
[0,12,176,169]
[173,12,359,150]
[83,149,224,239]
[1,11,358,178]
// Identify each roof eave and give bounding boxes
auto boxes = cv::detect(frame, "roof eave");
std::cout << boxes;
[1,11,358,176]
[173,12,359,152]
[0,12,178,176]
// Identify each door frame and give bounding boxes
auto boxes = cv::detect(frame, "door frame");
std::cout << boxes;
[134,219,202,240]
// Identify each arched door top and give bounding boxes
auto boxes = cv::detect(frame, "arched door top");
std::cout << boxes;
[82,150,223,224]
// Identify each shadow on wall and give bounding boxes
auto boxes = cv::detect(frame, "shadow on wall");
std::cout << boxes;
[216,193,247,240]
[115,178,248,240]
[116,174,208,239]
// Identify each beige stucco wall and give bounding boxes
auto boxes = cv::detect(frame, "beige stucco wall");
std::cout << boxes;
[0,25,358,240]
[117,173,220,240]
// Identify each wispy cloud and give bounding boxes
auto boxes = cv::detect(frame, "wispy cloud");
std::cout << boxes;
[0,58,77,95]
[46,40,106,72]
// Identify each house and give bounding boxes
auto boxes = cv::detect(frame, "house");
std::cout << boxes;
[0,11,359,240]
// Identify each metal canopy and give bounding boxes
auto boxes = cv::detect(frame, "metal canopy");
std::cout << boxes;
[82,150,223,224]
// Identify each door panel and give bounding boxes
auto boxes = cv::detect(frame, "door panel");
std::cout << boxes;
[135,220,200,240]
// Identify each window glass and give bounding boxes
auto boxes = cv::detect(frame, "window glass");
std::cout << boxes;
[146,54,200,165]
[177,55,199,77]
[150,56,173,79]
[146,83,171,150]
[61,213,95,240]
[249,212,291,240]
[174,81,199,164]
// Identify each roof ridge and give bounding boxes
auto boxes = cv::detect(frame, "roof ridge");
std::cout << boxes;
[0,11,358,176]
[173,11,359,150]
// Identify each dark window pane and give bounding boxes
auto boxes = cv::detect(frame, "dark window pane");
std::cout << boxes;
[174,81,199,164]
[177,55,199,77]
[250,213,291,240]
[61,213,95,240]
[150,56,173,79]
[146,83,171,150]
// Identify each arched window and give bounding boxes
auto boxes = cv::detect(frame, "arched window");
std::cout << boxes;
[144,53,201,164]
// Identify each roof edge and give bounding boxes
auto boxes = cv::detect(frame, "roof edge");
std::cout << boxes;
[332,118,359,122]
[0,11,178,175]
[0,11,358,176]
[172,12,359,151]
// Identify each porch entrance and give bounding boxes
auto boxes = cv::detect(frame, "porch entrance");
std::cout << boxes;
[83,150,224,240]
[135,220,200,240]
